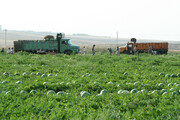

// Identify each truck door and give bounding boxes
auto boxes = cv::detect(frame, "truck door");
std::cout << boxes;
[60,40,68,53]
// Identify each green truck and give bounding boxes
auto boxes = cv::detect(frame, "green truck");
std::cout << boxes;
[14,33,80,54]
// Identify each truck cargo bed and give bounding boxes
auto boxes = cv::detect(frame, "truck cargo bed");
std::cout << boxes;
[14,40,58,53]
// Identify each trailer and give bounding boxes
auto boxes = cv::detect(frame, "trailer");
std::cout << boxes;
[14,33,80,54]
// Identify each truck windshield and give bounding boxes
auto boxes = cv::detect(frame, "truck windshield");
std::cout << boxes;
[68,40,72,45]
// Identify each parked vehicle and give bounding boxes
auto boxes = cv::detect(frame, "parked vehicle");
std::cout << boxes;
[120,38,168,54]
[14,33,80,54]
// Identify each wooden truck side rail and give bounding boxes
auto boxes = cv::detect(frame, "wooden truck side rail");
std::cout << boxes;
[135,42,168,54]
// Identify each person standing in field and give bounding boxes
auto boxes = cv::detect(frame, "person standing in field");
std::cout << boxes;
[133,46,136,55]
[83,46,86,55]
[119,47,121,55]
[7,48,11,54]
[1,48,4,53]
[116,46,120,55]
[92,44,95,56]
[127,45,130,54]
[10,48,14,54]
[148,46,152,54]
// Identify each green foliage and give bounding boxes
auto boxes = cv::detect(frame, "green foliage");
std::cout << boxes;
[0,53,180,119]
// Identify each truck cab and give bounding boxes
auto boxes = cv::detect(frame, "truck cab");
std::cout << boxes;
[120,38,136,54]
[60,38,80,54]
[120,42,135,54]
[56,33,80,54]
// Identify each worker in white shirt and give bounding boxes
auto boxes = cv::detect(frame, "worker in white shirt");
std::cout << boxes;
[7,48,11,54]
[83,46,86,55]
[10,48,14,54]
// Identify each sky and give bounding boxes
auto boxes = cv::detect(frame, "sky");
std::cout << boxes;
[0,0,180,41]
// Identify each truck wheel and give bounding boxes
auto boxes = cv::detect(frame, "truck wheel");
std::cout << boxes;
[123,50,127,54]
[64,50,72,55]
[164,51,168,54]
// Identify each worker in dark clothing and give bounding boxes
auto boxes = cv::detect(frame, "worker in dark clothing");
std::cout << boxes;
[92,44,95,55]
[127,45,130,54]
[1,48,4,53]
[108,48,113,55]
[116,46,120,55]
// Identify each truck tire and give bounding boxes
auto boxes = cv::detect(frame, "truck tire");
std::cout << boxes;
[64,50,72,55]
[164,51,168,54]
[123,50,127,54]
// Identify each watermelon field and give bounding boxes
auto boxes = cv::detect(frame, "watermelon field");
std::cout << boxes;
[0,52,180,119]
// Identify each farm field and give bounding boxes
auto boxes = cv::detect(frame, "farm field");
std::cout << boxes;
[0,52,180,119]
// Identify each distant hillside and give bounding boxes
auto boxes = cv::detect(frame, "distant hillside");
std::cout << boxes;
[0,30,179,50]
[0,30,129,47]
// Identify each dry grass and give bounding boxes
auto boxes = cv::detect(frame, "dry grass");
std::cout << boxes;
[168,50,180,53]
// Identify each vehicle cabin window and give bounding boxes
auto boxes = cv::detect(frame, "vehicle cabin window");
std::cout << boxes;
[62,41,67,45]
[58,35,61,38]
